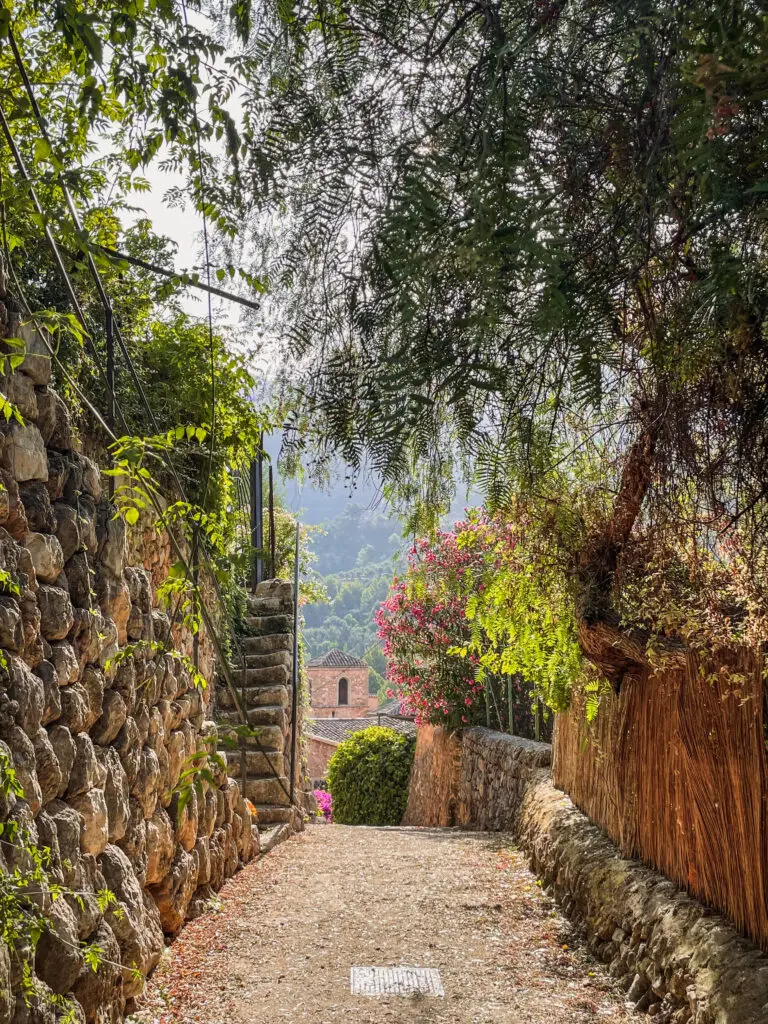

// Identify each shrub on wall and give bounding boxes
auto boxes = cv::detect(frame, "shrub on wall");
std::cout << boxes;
[327,727,415,825]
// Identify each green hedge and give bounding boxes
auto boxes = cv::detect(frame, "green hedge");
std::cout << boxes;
[327,726,415,825]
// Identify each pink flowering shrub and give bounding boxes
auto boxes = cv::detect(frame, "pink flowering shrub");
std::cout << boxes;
[314,788,332,821]
[376,509,581,730]
[375,517,489,728]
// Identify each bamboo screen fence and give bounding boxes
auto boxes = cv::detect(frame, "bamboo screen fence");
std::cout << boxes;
[553,649,768,950]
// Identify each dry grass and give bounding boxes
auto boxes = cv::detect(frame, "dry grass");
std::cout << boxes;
[554,649,768,949]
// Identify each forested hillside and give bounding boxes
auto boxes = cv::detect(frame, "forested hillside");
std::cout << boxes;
[302,503,403,697]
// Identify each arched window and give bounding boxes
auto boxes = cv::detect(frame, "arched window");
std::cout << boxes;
[338,677,349,705]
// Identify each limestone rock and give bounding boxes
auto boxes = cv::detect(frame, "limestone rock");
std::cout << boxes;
[113,717,140,786]
[111,659,136,714]
[168,786,198,853]
[1,369,37,421]
[5,725,41,814]
[54,503,81,562]
[98,844,163,996]
[59,682,90,734]
[70,787,109,856]
[15,319,52,386]
[47,723,76,798]
[80,665,105,731]
[66,550,92,609]
[95,745,129,843]
[80,457,101,502]
[71,920,123,1024]
[35,660,61,726]
[148,845,199,934]
[67,732,103,799]
[116,798,147,885]
[24,532,64,585]
[0,422,47,482]
[8,656,44,737]
[33,726,62,804]
[131,746,160,820]
[18,481,55,534]
[144,805,175,885]
[95,503,125,579]
[0,596,24,653]
[94,566,130,645]
[49,641,79,685]
[37,583,74,640]
[35,388,72,450]
[90,689,127,746]
[34,892,83,994]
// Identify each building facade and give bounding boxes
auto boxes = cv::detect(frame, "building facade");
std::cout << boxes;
[306,648,377,718]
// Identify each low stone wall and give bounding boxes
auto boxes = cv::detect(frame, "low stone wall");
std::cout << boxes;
[405,725,768,1024]
[0,307,258,1023]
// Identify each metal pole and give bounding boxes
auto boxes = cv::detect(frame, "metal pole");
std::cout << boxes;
[507,675,515,735]
[249,440,263,591]
[269,463,276,580]
[106,307,115,499]
[484,680,491,729]
[535,695,541,742]
[289,521,300,804]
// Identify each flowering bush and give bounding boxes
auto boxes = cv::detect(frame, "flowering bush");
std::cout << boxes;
[327,727,415,825]
[314,788,332,822]
[376,509,584,727]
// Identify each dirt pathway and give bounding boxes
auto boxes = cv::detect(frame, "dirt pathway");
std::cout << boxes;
[134,825,630,1024]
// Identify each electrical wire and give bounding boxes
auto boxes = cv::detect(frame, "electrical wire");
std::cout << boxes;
[178,0,217,512]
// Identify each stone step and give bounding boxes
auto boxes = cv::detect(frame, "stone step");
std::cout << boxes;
[244,650,292,671]
[246,614,292,636]
[217,720,285,751]
[224,749,285,776]
[254,804,293,825]
[216,684,291,711]
[244,776,291,806]
[237,664,291,686]
[259,822,292,854]
[216,703,287,729]
[250,580,294,603]
[239,633,293,657]
[246,596,294,617]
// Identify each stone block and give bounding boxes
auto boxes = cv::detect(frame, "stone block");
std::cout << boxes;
[37,583,74,640]
[69,787,109,856]
[25,531,64,583]
[0,422,47,481]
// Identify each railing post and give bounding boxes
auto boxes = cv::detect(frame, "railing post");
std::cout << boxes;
[507,675,515,735]
[289,521,300,804]
[249,439,263,591]
[106,307,114,498]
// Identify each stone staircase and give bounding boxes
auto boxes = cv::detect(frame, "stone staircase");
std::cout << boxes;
[214,579,304,846]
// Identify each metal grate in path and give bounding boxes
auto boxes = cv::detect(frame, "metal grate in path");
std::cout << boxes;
[350,966,445,997]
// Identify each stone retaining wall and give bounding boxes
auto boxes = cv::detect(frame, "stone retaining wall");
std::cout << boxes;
[405,725,768,1024]
[0,307,258,1024]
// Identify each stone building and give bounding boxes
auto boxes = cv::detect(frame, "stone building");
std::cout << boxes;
[306,648,377,718]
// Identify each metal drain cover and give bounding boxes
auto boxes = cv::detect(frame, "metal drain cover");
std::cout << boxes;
[350,966,445,997]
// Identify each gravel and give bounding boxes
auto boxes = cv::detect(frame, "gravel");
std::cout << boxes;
[132,824,631,1024]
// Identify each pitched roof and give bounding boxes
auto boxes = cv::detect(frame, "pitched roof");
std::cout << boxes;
[306,648,369,669]
[307,716,416,744]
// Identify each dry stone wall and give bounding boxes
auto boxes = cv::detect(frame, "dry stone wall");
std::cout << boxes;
[405,725,768,1024]
[0,307,258,1024]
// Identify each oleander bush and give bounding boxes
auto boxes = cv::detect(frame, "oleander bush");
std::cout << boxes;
[327,727,415,826]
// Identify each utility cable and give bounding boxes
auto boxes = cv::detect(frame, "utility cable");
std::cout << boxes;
[178,0,216,512]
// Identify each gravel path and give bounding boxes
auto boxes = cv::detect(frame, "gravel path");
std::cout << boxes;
[134,824,630,1024]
